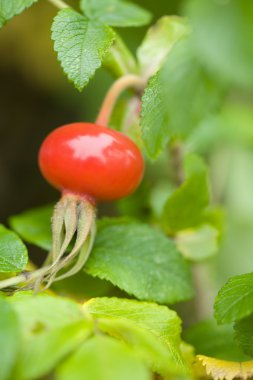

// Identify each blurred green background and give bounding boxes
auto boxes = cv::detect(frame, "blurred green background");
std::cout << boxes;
[1,0,253,320]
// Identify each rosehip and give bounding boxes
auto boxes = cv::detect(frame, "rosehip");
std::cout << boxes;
[39,122,144,201]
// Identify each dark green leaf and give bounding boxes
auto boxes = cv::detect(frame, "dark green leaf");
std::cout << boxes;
[0,0,38,28]
[86,218,194,304]
[52,9,115,91]
[162,155,210,233]
[184,319,249,361]
[9,204,53,251]
[56,335,151,380]
[80,0,151,27]
[0,225,28,273]
[234,314,253,358]
[84,297,181,345]
[214,273,253,324]
[0,298,19,380]
[185,0,253,88]
[141,39,223,159]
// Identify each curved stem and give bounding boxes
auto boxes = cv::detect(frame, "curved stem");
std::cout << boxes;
[169,141,185,187]
[47,0,70,10]
[0,266,52,290]
[96,74,146,127]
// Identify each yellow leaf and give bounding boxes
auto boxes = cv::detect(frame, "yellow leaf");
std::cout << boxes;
[195,355,253,380]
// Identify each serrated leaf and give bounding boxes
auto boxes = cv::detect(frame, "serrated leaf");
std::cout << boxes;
[141,38,223,159]
[51,8,115,91]
[184,319,248,361]
[17,320,93,380]
[86,218,194,304]
[0,0,38,28]
[97,317,189,377]
[0,298,20,380]
[84,297,181,345]
[185,0,253,88]
[176,224,218,261]
[9,204,53,251]
[162,155,210,233]
[234,315,253,358]
[8,292,84,335]
[0,225,28,273]
[80,0,151,27]
[195,355,253,380]
[214,273,253,325]
[56,334,151,380]
[137,16,188,78]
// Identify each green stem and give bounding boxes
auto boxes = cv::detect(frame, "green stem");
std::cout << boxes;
[0,266,52,290]
[96,74,146,127]
[169,141,185,187]
[47,0,70,10]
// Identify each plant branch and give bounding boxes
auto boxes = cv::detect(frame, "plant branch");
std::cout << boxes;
[47,0,70,10]
[0,266,52,290]
[96,74,146,127]
[169,141,185,187]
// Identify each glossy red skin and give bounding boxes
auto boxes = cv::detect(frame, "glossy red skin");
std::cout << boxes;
[38,123,144,201]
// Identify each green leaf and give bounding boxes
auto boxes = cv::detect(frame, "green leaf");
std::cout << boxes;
[234,315,253,358]
[0,0,38,28]
[9,204,53,251]
[184,319,248,361]
[141,38,223,159]
[56,335,151,380]
[80,0,151,27]
[84,297,181,345]
[176,224,218,261]
[51,8,115,91]
[86,218,194,304]
[17,320,93,380]
[0,225,28,273]
[137,16,188,78]
[162,155,210,233]
[185,0,253,88]
[214,273,253,324]
[103,33,138,77]
[97,317,189,377]
[8,292,84,335]
[0,298,20,380]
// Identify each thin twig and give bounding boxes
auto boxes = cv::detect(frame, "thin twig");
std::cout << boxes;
[96,74,146,127]
[47,0,70,10]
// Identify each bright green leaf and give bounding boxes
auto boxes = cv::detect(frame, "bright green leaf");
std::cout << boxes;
[137,16,188,78]
[86,218,194,304]
[184,319,248,361]
[56,334,151,380]
[80,0,151,27]
[9,204,53,251]
[185,0,253,88]
[0,0,38,28]
[214,273,253,324]
[17,320,93,380]
[97,317,189,377]
[8,292,84,335]
[0,225,28,273]
[84,297,181,345]
[162,155,210,233]
[176,224,218,261]
[234,314,253,358]
[141,38,223,159]
[51,8,115,91]
[0,298,20,380]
